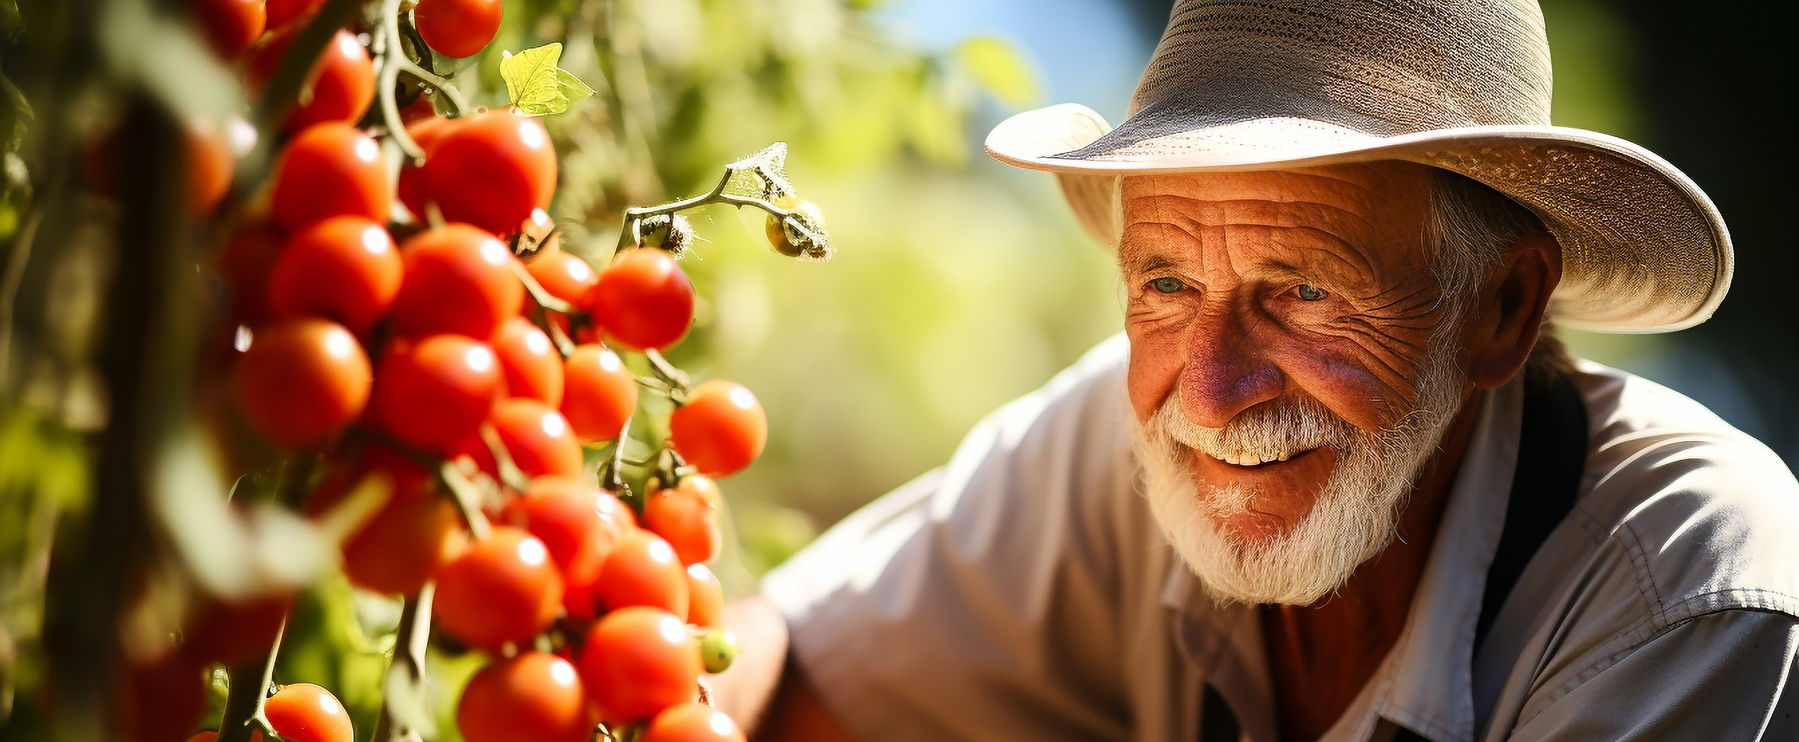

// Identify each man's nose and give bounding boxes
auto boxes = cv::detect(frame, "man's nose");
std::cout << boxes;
[1179,306,1284,428]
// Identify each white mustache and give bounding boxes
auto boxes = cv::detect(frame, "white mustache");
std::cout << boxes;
[1149,390,1361,466]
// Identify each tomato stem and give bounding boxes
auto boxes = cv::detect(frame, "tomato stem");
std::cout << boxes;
[478,422,534,492]
[375,0,471,162]
[372,585,436,742]
[612,148,828,259]
[218,617,288,742]
[438,461,493,540]
[511,260,579,314]
[643,349,689,400]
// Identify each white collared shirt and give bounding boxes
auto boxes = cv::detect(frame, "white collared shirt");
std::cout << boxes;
[762,334,1799,741]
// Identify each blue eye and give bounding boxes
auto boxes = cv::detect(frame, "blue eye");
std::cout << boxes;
[1295,284,1329,301]
[1149,277,1186,294]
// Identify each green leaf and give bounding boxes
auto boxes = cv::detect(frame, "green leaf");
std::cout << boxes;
[954,36,1041,108]
[555,68,596,103]
[500,43,595,116]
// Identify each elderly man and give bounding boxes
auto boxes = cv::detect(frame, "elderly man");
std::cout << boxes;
[716,1,1799,740]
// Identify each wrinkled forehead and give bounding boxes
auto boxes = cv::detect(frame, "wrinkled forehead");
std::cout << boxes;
[1116,162,1437,267]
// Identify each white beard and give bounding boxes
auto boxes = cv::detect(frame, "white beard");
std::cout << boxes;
[1130,340,1468,606]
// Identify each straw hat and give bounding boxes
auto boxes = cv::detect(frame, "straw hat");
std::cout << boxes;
[985,0,1731,333]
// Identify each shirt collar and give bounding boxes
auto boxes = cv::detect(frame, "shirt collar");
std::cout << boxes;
[1161,374,1525,742]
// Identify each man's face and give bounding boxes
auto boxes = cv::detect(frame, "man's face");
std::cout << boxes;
[1120,162,1474,605]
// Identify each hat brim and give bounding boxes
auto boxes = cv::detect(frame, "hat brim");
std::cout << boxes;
[985,104,1732,334]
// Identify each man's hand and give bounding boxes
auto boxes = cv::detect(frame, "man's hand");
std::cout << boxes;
[703,596,862,741]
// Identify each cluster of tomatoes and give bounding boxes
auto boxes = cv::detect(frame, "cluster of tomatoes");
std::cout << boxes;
[100,2,811,742]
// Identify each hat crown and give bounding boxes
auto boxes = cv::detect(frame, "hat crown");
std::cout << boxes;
[1127,0,1553,136]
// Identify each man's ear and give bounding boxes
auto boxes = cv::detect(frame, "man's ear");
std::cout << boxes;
[1467,232,1561,389]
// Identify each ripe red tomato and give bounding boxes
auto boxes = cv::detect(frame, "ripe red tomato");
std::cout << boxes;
[489,398,582,479]
[684,563,723,628]
[585,248,694,351]
[457,652,591,742]
[643,703,746,742]
[492,316,564,405]
[503,477,620,588]
[420,111,556,234]
[524,250,596,340]
[560,488,638,619]
[248,28,374,132]
[668,380,765,477]
[434,527,564,650]
[271,123,388,230]
[234,318,370,449]
[525,251,595,305]
[258,683,353,742]
[368,334,500,454]
[559,344,636,442]
[643,475,722,566]
[578,607,701,724]
[397,114,458,221]
[265,0,324,28]
[414,0,503,58]
[595,530,688,617]
[309,447,458,595]
[392,224,525,339]
[268,216,402,335]
[193,0,266,57]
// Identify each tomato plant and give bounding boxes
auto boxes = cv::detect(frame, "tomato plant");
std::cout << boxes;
[9,2,842,738]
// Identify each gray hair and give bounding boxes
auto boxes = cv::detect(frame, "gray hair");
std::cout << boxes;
[1425,169,1545,309]
[1424,169,1572,376]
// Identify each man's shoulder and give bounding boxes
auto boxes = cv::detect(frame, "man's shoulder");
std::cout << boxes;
[1567,359,1799,620]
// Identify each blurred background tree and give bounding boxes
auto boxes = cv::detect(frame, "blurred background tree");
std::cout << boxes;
[1,0,1791,739]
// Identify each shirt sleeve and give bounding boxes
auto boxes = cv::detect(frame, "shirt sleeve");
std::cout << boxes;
[1505,608,1799,740]
[759,335,1138,742]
